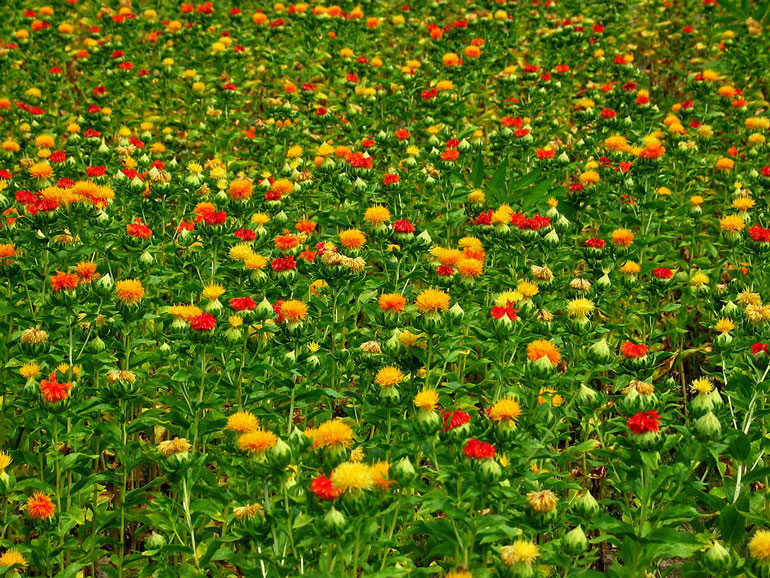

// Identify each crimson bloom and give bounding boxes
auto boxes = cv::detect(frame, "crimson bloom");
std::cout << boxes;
[190,313,217,332]
[621,341,648,358]
[310,474,343,501]
[627,410,660,434]
[40,372,73,402]
[463,439,496,459]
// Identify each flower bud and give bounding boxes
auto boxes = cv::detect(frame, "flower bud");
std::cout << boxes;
[564,525,588,553]
[392,457,417,484]
[694,411,721,438]
[704,540,731,572]
[573,490,600,518]
[324,507,346,533]
[588,338,613,362]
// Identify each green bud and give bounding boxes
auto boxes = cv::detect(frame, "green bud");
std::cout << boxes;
[564,525,588,553]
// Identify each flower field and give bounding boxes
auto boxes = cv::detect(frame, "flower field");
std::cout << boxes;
[1,0,770,576]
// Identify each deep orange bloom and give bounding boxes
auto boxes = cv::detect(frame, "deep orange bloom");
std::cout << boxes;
[40,372,73,402]
[50,271,79,292]
[27,492,55,519]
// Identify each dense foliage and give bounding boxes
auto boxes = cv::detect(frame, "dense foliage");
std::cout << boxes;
[0,0,770,576]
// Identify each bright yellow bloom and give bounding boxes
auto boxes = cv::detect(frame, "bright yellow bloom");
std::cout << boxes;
[331,462,374,492]
[415,289,451,315]
[714,318,735,334]
[413,389,439,410]
[488,397,522,424]
[749,529,770,561]
[306,419,354,449]
[501,540,540,566]
[202,283,225,300]
[226,411,259,433]
[238,429,278,454]
[364,206,391,225]
[567,298,595,318]
[375,366,404,388]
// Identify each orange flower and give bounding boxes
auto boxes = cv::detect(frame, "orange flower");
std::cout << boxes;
[0,243,16,264]
[611,228,634,247]
[527,340,561,365]
[50,271,79,292]
[75,261,99,283]
[228,177,254,200]
[27,492,55,519]
[339,229,366,250]
[275,231,300,251]
[379,293,407,313]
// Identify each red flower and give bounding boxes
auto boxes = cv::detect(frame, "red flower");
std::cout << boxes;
[749,225,770,243]
[652,267,673,279]
[436,264,455,277]
[271,256,296,272]
[627,410,660,434]
[620,341,648,358]
[234,228,257,241]
[382,173,400,186]
[126,218,152,239]
[441,409,470,431]
[751,342,769,356]
[190,313,217,332]
[491,305,518,321]
[40,372,73,402]
[585,238,605,248]
[463,438,496,459]
[393,219,415,234]
[310,474,342,501]
[86,165,106,177]
[230,296,256,311]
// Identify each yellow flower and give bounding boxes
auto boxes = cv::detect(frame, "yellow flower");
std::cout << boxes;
[306,419,353,449]
[715,157,735,171]
[331,462,374,492]
[745,304,770,324]
[488,397,522,424]
[611,228,634,247]
[733,196,755,211]
[238,429,278,454]
[691,378,713,395]
[501,540,540,566]
[158,437,192,457]
[19,362,41,380]
[527,489,558,513]
[0,550,27,570]
[0,451,11,473]
[375,366,404,388]
[495,290,522,307]
[457,258,483,278]
[30,161,53,180]
[516,281,539,299]
[202,283,225,300]
[115,279,145,305]
[415,288,451,315]
[749,529,770,561]
[720,215,745,232]
[413,389,439,410]
[714,318,735,334]
[226,411,259,433]
[579,170,600,184]
[691,272,709,286]
[233,503,264,521]
[538,387,564,406]
[567,298,595,318]
[619,260,641,274]
[364,206,391,225]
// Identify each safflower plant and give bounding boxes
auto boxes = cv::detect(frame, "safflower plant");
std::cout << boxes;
[0,0,769,577]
